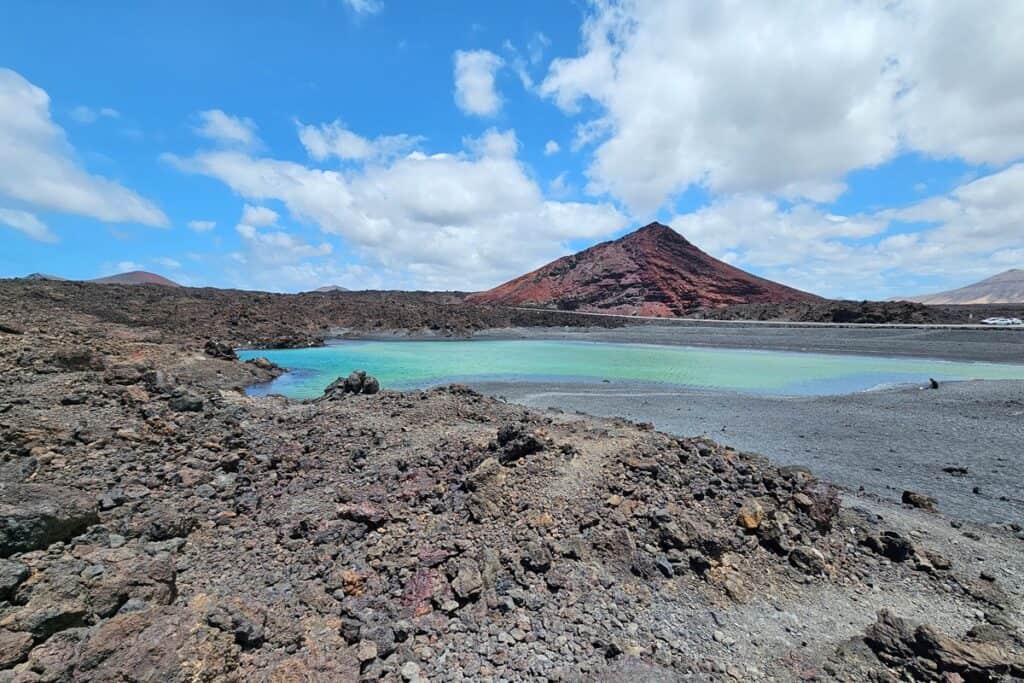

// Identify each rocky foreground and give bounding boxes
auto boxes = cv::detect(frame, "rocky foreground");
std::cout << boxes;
[1,292,1023,681]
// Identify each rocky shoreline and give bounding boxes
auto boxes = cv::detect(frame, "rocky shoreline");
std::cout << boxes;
[1,286,1023,680]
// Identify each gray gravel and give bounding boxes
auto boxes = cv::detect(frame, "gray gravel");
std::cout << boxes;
[471,378,1024,525]
[462,325,1024,525]
[472,323,1024,363]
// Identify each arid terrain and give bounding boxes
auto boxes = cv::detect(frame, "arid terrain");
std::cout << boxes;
[468,223,821,316]
[1,281,1023,681]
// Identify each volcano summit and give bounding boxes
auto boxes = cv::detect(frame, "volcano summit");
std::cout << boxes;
[468,222,821,316]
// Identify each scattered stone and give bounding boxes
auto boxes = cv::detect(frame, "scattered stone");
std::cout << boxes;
[737,499,764,530]
[0,628,33,668]
[0,558,29,600]
[863,609,1024,681]
[320,369,381,398]
[862,531,915,563]
[0,483,99,557]
[203,339,237,360]
[522,540,552,573]
[450,559,483,600]
[169,391,204,412]
[789,546,828,575]
[902,489,937,512]
[52,347,105,371]
[362,375,380,394]
[357,639,378,662]
[496,423,546,462]
[401,661,421,681]
[2,279,1019,682]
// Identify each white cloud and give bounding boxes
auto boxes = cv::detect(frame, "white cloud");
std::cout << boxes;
[454,50,504,117]
[879,163,1024,265]
[0,68,168,226]
[154,257,181,269]
[0,207,58,243]
[540,0,1024,214]
[240,204,279,227]
[544,140,560,156]
[342,0,381,15]
[528,33,551,66]
[167,127,627,289]
[896,1,1024,165]
[234,224,333,266]
[195,109,258,147]
[113,260,142,273]
[70,105,120,124]
[187,219,216,233]
[297,120,422,162]
[669,165,1024,299]
[548,172,572,198]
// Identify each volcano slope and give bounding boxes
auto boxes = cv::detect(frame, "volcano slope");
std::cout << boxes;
[0,296,1022,681]
[468,222,820,316]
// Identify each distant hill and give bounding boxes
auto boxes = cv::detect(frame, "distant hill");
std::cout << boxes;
[467,222,821,316]
[896,269,1024,304]
[90,271,182,287]
[23,272,66,281]
[313,285,349,292]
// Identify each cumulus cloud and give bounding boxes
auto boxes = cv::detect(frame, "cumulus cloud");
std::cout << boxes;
[195,109,258,147]
[0,207,58,243]
[544,140,560,156]
[669,165,1024,299]
[454,50,504,116]
[234,224,333,265]
[297,120,422,162]
[187,219,216,233]
[541,0,1024,213]
[167,126,626,289]
[0,68,168,227]
[70,105,120,124]
[896,1,1024,164]
[240,204,279,228]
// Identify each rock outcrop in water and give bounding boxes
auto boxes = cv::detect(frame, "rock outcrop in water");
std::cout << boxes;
[467,222,822,316]
[0,283,1022,680]
[319,370,381,399]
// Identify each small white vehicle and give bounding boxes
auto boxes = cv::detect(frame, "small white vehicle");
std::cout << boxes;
[981,317,1024,326]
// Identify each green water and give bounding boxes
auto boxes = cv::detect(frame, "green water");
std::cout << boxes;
[237,340,1024,400]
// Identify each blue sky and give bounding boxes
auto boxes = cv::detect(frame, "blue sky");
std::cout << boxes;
[1,1,1022,298]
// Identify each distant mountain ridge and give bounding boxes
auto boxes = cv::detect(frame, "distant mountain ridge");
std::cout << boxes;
[90,271,182,287]
[467,222,821,316]
[897,269,1024,304]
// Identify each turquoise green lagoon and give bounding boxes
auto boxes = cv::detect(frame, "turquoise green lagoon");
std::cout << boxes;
[237,340,1024,400]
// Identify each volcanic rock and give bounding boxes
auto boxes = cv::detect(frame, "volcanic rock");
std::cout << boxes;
[0,483,99,557]
[903,489,938,512]
[0,558,29,600]
[468,222,821,316]
[203,339,237,360]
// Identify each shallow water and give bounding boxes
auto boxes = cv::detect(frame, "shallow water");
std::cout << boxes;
[237,339,1024,400]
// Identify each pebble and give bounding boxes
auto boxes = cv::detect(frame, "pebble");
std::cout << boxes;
[401,661,421,681]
